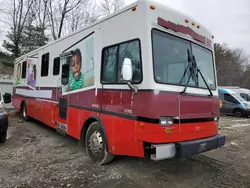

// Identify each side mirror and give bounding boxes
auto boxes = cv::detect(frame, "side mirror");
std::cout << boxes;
[61,64,70,85]
[122,58,133,82]
[3,93,12,104]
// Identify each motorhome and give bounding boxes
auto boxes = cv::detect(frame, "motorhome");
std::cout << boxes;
[12,0,225,164]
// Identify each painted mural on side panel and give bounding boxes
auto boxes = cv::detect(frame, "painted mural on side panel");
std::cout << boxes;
[63,34,95,93]
[26,58,37,89]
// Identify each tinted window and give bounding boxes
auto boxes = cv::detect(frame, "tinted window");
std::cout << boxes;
[224,93,239,104]
[240,93,250,101]
[41,53,49,77]
[53,57,60,75]
[22,61,27,79]
[101,39,142,84]
[102,46,118,83]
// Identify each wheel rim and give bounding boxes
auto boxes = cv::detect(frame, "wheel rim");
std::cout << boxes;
[235,111,241,117]
[89,131,103,156]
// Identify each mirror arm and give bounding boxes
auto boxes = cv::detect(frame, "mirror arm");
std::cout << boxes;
[128,82,138,94]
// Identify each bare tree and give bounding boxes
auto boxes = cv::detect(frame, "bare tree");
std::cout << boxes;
[48,0,82,39]
[65,0,99,33]
[33,0,49,45]
[1,0,35,57]
[100,0,125,17]
[215,43,250,87]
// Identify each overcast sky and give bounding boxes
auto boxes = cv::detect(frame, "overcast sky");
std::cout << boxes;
[127,0,250,55]
[1,0,250,55]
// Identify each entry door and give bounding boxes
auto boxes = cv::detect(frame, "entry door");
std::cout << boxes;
[55,53,72,133]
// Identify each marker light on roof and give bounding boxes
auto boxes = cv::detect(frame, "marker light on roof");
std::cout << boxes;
[185,19,189,23]
[192,22,195,26]
[150,5,155,10]
[212,35,214,39]
[132,6,136,11]
[197,25,200,29]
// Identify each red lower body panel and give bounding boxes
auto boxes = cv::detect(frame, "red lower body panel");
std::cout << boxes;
[12,95,218,159]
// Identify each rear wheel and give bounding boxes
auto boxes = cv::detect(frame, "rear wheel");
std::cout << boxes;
[21,103,29,121]
[85,122,114,165]
[234,109,243,118]
[0,131,7,143]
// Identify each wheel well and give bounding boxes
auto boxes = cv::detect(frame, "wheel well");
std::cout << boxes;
[80,117,98,148]
[20,101,25,112]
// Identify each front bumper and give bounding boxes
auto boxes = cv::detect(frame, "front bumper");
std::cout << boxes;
[150,134,226,161]
[0,113,8,133]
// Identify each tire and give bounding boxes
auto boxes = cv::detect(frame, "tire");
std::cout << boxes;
[21,103,29,121]
[234,109,243,118]
[0,131,7,143]
[85,122,114,165]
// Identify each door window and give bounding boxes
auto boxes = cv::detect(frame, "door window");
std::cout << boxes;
[240,93,250,101]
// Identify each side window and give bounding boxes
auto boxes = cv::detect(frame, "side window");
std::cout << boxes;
[102,46,118,83]
[41,53,50,77]
[53,57,60,76]
[240,93,250,101]
[21,61,27,79]
[240,93,246,100]
[224,93,239,104]
[101,39,142,84]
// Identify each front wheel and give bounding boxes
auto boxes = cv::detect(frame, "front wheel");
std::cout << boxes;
[0,131,7,143]
[85,122,114,165]
[234,109,243,118]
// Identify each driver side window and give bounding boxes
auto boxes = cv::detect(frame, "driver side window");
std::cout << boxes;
[240,93,250,101]
[101,39,142,84]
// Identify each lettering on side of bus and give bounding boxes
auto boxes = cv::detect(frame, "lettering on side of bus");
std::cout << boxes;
[157,17,212,47]
[124,109,133,114]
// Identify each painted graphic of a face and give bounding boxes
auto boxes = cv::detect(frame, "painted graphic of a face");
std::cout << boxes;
[32,65,36,80]
[71,49,82,81]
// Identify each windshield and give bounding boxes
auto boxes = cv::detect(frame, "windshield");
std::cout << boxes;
[152,29,216,90]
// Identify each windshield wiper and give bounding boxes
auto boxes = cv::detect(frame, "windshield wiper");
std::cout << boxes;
[179,49,192,85]
[181,50,213,97]
[194,55,213,96]
[181,49,198,94]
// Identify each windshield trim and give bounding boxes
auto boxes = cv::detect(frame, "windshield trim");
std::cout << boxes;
[151,28,217,91]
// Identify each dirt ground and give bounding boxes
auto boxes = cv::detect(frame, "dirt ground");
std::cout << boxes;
[1,115,250,188]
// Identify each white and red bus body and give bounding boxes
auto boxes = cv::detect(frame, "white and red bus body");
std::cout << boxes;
[12,0,225,163]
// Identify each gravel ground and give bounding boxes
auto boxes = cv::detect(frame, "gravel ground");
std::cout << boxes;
[1,115,250,188]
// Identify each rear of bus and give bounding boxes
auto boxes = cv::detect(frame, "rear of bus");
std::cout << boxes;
[135,1,225,160]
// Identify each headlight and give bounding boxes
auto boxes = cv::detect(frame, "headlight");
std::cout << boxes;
[159,117,176,126]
